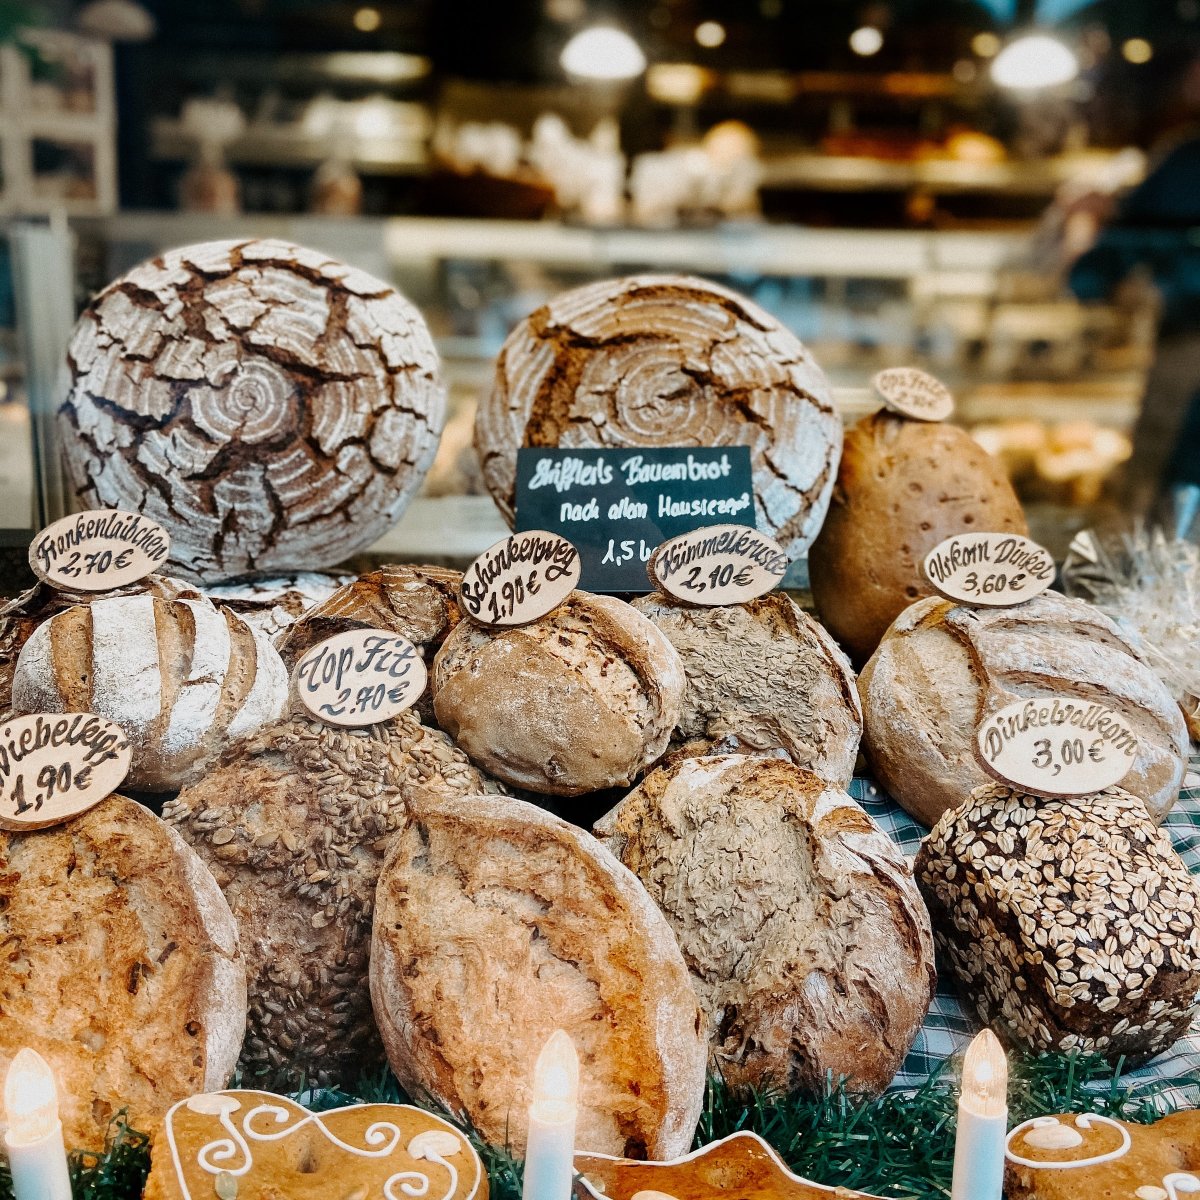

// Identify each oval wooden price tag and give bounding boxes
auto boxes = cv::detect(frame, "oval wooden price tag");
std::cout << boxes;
[293,629,427,728]
[975,698,1139,798]
[923,532,1055,607]
[459,531,581,628]
[872,367,954,422]
[29,508,171,592]
[648,524,789,606]
[0,713,132,831]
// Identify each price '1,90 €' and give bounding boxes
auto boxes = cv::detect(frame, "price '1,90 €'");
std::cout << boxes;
[459,531,581,627]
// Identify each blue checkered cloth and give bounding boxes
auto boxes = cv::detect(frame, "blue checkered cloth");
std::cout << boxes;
[850,755,1200,1106]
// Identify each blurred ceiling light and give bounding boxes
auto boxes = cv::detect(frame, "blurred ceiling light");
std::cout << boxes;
[78,0,155,40]
[647,62,709,104]
[560,26,647,80]
[849,25,884,55]
[954,58,979,82]
[695,21,726,48]
[972,31,1001,57]
[1122,37,1153,63]
[991,33,1079,89]
[353,7,382,32]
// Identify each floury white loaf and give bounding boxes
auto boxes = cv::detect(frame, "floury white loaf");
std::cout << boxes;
[11,594,288,791]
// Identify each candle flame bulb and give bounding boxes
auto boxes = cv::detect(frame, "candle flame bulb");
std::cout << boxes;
[962,1029,1008,1119]
[4,1049,60,1146]
[531,1030,579,1124]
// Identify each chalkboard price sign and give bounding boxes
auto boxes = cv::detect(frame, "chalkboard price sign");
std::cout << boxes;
[515,447,756,592]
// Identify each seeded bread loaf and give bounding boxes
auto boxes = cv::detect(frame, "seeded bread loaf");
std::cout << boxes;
[916,783,1200,1061]
[204,572,352,640]
[11,594,288,792]
[369,791,708,1158]
[593,755,934,1095]
[431,592,685,796]
[630,591,862,788]
[858,592,1188,827]
[164,712,504,1085]
[808,410,1027,664]
[0,794,245,1151]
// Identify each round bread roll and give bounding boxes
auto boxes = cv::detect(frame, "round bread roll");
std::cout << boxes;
[477,274,841,558]
[11,594,288,792]
[164,712,504,1085]
[808,411,1027,664]
[59,238,444,581]
[593,755,935,1095]
[204,572,353,641]
[859,592,1188,827]
[369,791,708,1158]
[431,592,685,796]
[916,783,1200,1061]
[631,591,861,788]
[0,794,246,1151]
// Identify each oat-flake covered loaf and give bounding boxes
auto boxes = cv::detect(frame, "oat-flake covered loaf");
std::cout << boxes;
[916,783,1200,1061]
[594,755,935,1095]
[164,711,504,1085]
[0,795,245,1151]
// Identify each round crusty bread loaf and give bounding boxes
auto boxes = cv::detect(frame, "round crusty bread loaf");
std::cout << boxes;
[369,791,708,1158]
[164,712,505,1086]
[0,794,245,1151]
[11,594,289,792]
[431,592,685,796]
[593,755,935,1095]
[916,783,1200,1061]
[476,274,841,558]
[204,572,352,641]
[858,592,1189,827]
[808,411,1027,665]
[630,591,862,788]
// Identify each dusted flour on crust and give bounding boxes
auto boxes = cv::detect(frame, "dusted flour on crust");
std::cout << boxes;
[204,572,352,640]
[370,791,708,1159]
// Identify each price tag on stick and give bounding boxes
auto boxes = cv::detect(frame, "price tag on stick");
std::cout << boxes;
[648,524,789,606]
[293,629,427,728]
[975,698,1139,798]
[0,713,132,831]
[872,367,955,422]
[29,508,171,592]
[460,531,581,627]
[923,532,1055,607]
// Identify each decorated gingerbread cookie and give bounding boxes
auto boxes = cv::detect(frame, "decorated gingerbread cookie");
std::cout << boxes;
[144,1090,487,1200]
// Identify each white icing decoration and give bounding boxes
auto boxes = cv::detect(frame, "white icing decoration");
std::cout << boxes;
[214,1172,238,1200]
[1005,1114,1132,1170]
[630,1191,684,1200]
[409,1131,464,1161]
[1023,1124,1084,1150]
[1164,1175,1200,1199]
[187,1095,243,1117]
[1137,1187,1169,1200]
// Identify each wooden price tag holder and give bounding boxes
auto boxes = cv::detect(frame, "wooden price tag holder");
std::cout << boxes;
[459,531,581,627]
[0,712,132,830]
[293,629,427,728]
[923,532,1055,607]
[872,367,955,422]
[647,524,789,606]
[28,508,171,591]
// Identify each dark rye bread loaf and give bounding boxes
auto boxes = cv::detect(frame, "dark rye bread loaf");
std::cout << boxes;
[630,591,862,788]
[431,592,684,796]
[164,712,504,1086]
[369,791,708,1159]
[475,274,842,558]
[916,783,1200,1061]
[858,591,1188,827]
[593,755,935,1096]
[0,795,245,1151]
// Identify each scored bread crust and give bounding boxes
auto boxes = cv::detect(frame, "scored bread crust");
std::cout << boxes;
[593,755,935,1096]
[0,794,246,1151]
[858,591,1189,827]
[369,791,708,1159]
[431,592,685,796]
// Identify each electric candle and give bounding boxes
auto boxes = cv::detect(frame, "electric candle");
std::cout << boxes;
[951,1030,1008,1200]
[3,1049,73,1200]
[521,1030,579,1200]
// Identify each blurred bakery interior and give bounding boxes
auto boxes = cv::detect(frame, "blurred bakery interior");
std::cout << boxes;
[1,0,1198,571]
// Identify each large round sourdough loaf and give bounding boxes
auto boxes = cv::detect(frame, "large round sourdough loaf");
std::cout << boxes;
[630,591,862,787]
[0,795,246,1151]
[11,594,289,792]
[593,755,935,1095]
[476,274,841,558]
[859,592,1188,827]
[164,712,504,1085]
[431,592,685,796]
[369,791,708,1158]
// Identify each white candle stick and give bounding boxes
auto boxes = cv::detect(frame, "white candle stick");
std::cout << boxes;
[951,1029,1008,1200]
[522,1030,579,1200]
[3,1049,73,1200]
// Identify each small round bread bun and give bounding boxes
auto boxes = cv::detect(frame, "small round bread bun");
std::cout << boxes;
[0,795,246,1151]
[594,755,935,1096]
[164,711,505,1086]
[431,592,685,796]
[370,790,708,1158]
[631,591,862,788]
